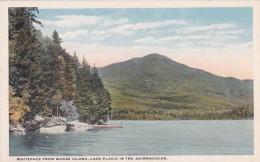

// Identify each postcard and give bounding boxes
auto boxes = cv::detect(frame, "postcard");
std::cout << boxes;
[0,1,260,162]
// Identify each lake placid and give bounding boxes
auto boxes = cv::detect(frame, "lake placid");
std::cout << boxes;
[9,120,253,156]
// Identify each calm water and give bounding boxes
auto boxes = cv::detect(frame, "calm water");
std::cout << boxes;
[10,120,253,156]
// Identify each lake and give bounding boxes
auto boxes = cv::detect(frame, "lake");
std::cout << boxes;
[9,120,253,156]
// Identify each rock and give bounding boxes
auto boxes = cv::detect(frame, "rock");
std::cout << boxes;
[9,123,26,135]
[39,126,67,134]
[10,115,92,134]
[22,116,66,131]
[34,114,45,122]
[22,121,42,131]
[44,116,66,127]
[66,121,93,132]
[39,121,92,134]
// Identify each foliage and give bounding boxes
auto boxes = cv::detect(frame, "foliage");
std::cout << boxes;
[9,7,112,124]
[9,7,47,119]
[52,30,63,45]
[9,86,30,123]
[99,54,254,120]
[111,105,253,120]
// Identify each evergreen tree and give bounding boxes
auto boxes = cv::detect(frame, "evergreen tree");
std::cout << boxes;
[9,8,42,40]
[72,51,80,68]
[9,7,112,124]
[9,8,42,97]
[39,36,62,116]
[57,54,77,101]
[52,30,63,45]
[76,56,93,122]
[9,7,47,119]
[40,36,61,88]
[89,66,112,123]
[91,66,104,91]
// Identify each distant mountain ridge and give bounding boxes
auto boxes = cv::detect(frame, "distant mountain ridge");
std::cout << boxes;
[98,53,253,120]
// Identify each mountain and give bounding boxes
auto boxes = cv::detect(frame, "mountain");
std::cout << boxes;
[99,53,253,120]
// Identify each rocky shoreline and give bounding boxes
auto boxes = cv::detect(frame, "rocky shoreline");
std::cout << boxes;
[9,116,92,135]
[10,116,122,135]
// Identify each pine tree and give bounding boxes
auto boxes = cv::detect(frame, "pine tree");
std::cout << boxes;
[9,8,42,97]
[72,51,80,68]
[38,36,65,116]
[9,8,47,119]
[52,30,63,45]
[57,54,78,101]
[75,56,93,122]
[89,66,112,123]
[9,8,112,124]
[9,8,42,40]
[91,66,104,91]
[40,36,61,88]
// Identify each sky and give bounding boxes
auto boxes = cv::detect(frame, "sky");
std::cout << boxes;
[35,8,253,79]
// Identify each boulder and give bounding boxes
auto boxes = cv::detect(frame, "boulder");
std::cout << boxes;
[9,123,26,135]
[66,121,93,132]
[39,126,67,134]
[39,121,92,134]
[44,116,66,127]
[22,121,42,131]
[34,114,45,122]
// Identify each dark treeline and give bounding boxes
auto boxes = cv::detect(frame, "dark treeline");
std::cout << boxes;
[9,8,111,124]
[112,105,253,120]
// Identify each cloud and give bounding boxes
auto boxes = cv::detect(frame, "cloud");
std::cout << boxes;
[41,15,102,27]
[134,37,156,43]
[133,20,188,30]
[109,19,188,35]
[176,23,237,34]
[232,41,253,49]
[104,18,129,26]
[91,30,111,41]
[133,21,245,49]
[92,30,106,35]
[214,29,245,35]
[40,15,130,29]
[109,24,135,35]
[134,35,238,45]
[61,29,89,40]
[115,18,129,25]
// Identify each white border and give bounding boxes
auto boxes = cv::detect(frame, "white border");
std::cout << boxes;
[0,1,259,162]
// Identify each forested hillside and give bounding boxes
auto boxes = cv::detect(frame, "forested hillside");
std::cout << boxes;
[9,8,111,124]
[99,54,253,120]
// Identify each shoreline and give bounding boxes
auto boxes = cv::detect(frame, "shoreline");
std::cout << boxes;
[9,117,124,135]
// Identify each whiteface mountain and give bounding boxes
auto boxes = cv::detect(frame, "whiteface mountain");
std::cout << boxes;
[98,53,253,120]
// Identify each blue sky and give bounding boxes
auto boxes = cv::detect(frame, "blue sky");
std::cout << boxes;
[35,8,253,79]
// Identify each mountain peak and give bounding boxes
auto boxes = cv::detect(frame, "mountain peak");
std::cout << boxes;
[99,53,253,116]
[142,53,172,61]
